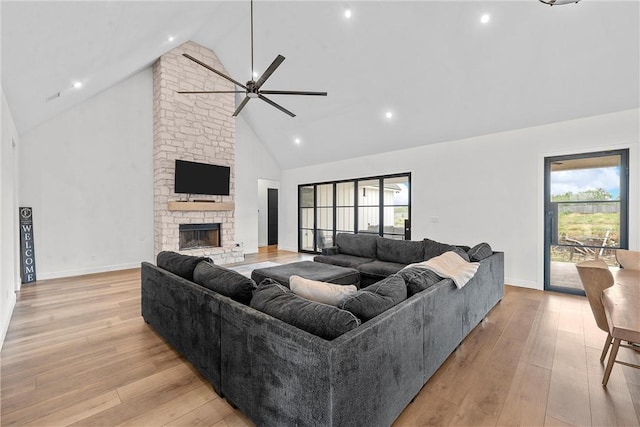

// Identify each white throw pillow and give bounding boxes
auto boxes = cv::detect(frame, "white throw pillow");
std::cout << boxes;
[289,275,358,306]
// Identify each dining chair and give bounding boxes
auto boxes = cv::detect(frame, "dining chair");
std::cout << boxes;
[576,259,615,362]
[616,249,640,270]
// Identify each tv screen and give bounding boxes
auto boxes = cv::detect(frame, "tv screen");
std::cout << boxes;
[174,160,230,196]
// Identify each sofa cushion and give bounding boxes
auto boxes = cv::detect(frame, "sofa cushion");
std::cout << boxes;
[468,242,493,261]
[289,275,357,306]
[339,274,407,321]
[358,260,406,279]
[397,266,444,296]
[336,233,378,258]
[156,251,211,281]
[314,254,374,269]
[423,238,453,260]
[251,279,361,340]
[450,246,471,262]
[376,238,424,264]
[193,261,257,305]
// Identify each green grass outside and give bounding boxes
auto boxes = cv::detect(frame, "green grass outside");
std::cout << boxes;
[558,212,619,245]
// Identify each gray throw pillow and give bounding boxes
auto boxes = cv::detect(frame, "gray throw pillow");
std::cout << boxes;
[423,238,452,260]
[397,267,443,296]
[193,261,257,305]
[157,251,211,281]
[339,274,407,321]
[251,279,361,340]
[468,242,493,261]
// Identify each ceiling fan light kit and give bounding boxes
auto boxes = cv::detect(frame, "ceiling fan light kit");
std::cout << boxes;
[178,0,326,117]
[539,0,581,5]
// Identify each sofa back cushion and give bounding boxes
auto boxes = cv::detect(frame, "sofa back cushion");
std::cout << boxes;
[336,233,378,258]
[377,238,424,264]
[157,251,211,281]
[251,279,361,340]
[397,267,444,296]
[193,261,257,305]
[423,238,453,261]
[339,274,407,321]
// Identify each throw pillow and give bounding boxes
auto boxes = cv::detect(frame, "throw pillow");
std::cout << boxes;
[339,274,407,321]
[251,279,361,340]
[423,238,452,260]
[468,242,493,261]
[193,261,257,305]
[397,267,444,296]
[156,251,211,281]
[289,275,357,306]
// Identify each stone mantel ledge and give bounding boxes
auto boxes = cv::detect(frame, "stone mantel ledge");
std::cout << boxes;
[168,201,235,211]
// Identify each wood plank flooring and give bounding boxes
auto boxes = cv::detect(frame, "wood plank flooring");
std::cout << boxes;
[1,250,639,426]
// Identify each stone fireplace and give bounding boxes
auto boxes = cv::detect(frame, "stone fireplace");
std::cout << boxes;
[179,223,221,250]
[152,41,243,264]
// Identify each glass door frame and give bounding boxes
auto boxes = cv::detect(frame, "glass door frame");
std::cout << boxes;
[543,149,629,295]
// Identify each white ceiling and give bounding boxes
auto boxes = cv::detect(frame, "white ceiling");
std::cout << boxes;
[2,1,638,169]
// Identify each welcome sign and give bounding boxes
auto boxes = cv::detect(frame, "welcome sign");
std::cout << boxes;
[19,207,36,284]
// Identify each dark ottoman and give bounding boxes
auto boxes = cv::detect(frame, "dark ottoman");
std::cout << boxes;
[251,261,360,288]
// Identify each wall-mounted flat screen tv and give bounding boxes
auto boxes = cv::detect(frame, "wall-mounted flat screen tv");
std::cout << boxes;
[174,159,230,196]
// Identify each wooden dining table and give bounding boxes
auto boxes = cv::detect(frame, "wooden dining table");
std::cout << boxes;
[601,268,640,386]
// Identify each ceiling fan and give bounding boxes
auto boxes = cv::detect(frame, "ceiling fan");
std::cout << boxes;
[178,0,327,117]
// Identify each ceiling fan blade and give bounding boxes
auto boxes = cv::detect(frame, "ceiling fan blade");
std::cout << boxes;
[254,55,285,90]
[258,94,295,117]
[232,96,251,117]
[182,54,247,89]
[177,91,245,94]
[260,90,327,96]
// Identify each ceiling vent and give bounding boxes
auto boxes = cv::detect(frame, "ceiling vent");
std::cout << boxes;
[539,0,581,5]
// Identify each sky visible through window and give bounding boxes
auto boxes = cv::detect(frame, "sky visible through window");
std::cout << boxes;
[551,166,620,200]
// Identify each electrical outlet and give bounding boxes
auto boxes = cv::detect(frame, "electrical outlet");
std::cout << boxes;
[431,216,439,223]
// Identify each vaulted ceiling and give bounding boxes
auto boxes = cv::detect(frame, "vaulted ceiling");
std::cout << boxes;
[2,1,638,169]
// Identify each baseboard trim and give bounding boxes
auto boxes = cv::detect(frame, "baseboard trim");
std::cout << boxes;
[36,262,143,281]
[505,277,542,290]
[1,292,17,351]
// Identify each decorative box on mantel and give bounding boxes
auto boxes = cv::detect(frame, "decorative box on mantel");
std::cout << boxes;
[168,201,235,211]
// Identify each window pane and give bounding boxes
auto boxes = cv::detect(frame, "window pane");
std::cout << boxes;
[317,184,333,207]
[300,186,314,207]
[317,207,333,230]
[358,206,379,234]
[300,229,315,251]
[336,182,354,206]
[336,207,354,232]
[300,207,314,229]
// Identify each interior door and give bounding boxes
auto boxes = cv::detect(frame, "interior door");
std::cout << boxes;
[267,188,278,246]
[544,150,629,294]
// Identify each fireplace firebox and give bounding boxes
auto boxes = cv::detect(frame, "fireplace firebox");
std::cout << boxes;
[179,223,221,250]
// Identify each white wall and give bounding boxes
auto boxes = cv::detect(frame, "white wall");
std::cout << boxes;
[18,69,154,279]
[1,87,21,348]
[235,116,281,254]
[280,109,639,290]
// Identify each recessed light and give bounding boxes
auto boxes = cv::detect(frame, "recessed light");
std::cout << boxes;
[72,81,83,89]
[385,111,393,119]
[168,36,175,42]
[344,8,352,19]
[294,138,301,145]
[480,14,491,24]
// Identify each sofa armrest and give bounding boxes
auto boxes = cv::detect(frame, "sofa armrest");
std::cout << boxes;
[322,246,340,256]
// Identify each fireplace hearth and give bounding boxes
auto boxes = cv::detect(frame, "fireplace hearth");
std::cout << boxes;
[179,223,221,250]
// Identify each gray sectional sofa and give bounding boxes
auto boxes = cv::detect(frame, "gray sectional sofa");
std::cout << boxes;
[141,241,504,427]
[315,233,484,287]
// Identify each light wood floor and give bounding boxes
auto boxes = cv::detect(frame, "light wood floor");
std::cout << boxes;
[1,250,639,426]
